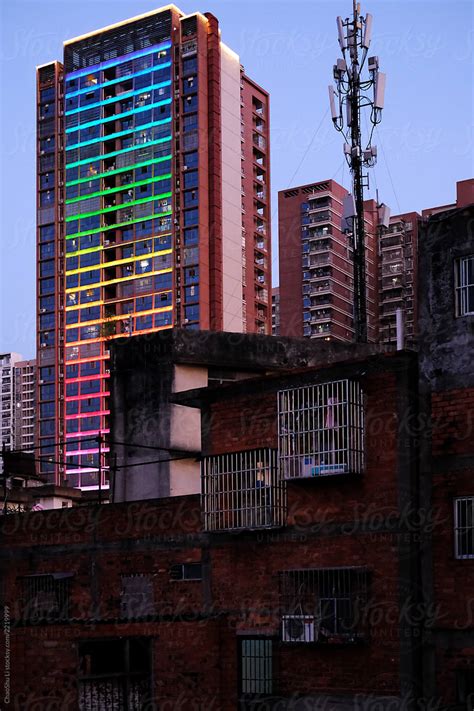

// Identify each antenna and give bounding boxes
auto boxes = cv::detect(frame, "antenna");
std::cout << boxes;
[329,3,386,343]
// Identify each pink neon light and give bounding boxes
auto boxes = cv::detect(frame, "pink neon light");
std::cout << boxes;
[65,429,110,439]
[65,374,107,384]
[65,391,110,402]
[65,448,110,457]
[65,410,110,420]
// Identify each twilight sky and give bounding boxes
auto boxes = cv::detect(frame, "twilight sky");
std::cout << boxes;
[0,0,472,357]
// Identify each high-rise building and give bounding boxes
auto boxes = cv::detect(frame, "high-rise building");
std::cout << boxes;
[13,360,37,453]
[36,6,271,489]
[0,354,36,472]
[1,353,22,457]
[378,211,421,349]
[271,287,280,336]
[278,179,379,342]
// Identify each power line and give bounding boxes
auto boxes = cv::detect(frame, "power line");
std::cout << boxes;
[376,126,401,213]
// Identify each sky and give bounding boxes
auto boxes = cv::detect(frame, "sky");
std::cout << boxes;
[0,0,472,357]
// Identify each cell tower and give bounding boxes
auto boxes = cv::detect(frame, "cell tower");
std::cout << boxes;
[329,1,386,343]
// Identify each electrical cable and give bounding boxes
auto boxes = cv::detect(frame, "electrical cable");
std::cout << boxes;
[375,126,401,214]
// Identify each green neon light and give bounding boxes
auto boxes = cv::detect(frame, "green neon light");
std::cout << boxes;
[65,247,173,276]
[65,136,172,169]
[66,191,172,223]
[66,155,172,187]
[65,80,171,119]
[66,233,171,258]
[65,99,171,139]
[65,62,172,99]
[65,210,173,240]
[66,174,172,205]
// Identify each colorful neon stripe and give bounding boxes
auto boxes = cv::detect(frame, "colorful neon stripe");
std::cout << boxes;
[66,429,110,439]
[65,448,110,457]
[65,41,172,81]
[65,135,172,169]
[66,155,171,187]
[65,410,110,420]
[65,266,172,293]
[65,210,172,240]
[66,173,172,205]
[65,305,173,330]
[65,99,171,140]
[65,374,105,383]
[66,116,171,151]
[66,191,172,223]
[65,62,171,98]
[65,392,110,402]
[65,80,171,117]
[65,246,172,275]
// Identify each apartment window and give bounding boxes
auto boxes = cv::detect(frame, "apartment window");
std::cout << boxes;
[78,639,151,710]
[278,380,365,479]
[454,497,474,559]
[169,563,202,581]
[279,568,369,643]
[455,256,474,316]
[20,574,71,622]
[201,448,286,532]
[239,638,274,702]
[120,575,155,619]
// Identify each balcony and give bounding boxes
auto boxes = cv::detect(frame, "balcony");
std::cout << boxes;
[278,380,364,480]
[201,448,286,531]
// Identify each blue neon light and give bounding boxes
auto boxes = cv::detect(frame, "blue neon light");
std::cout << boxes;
[66,117,171,152]
[65,40,172,81]
[65,79,171,118]
[65,62,171,99]
[66,105,171,151]
[65,135,172,169]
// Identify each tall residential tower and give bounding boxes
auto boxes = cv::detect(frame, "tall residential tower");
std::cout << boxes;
[36,6,271,488]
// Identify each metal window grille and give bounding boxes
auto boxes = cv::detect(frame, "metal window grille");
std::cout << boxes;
[454,497,474,559]
[120,574,155,619]
[21,574,71,622]
[455,256,474,316]
[201,448,286,532]
[278,379,364,479]
[78,638,151,711]
[279,568,369,643]
[239,638,274,701]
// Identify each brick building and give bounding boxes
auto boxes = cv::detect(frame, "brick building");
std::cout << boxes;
[418,198,474,704]
[1,345,423,709]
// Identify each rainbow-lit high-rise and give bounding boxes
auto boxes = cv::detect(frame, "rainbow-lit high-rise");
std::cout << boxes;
[36,6,271,489]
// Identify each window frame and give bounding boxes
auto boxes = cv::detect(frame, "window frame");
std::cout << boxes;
[454,496,474,559]
[455,255,474,317]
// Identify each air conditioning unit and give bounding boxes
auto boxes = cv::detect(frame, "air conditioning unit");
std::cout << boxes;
[282,615,317,643]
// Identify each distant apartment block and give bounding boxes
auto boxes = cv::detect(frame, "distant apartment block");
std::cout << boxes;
[14,359,37,452]
[0,354,36,470]
[271,287,280,335]
[278,179,379,342]
[378,211,421,348]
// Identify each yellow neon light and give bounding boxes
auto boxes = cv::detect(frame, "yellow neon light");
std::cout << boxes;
[65,247,172,276]
[65,267,173,294]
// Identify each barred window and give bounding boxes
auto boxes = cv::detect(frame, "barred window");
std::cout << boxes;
[239,638,274,701]
[279,568,369,643]
[201,448,286,532]
[278,380,364,479]
[455,256,474,316]
[78,638,151,710]
[454,497,474,559]
[21,573,72,622]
